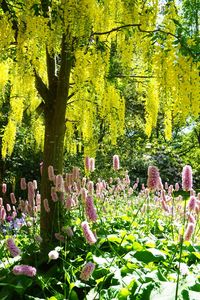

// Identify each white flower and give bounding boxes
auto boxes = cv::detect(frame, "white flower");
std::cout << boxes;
[48,250,59,260]
[180,263,189,276]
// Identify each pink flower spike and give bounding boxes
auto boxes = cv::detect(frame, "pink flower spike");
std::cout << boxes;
[113,155,120,171]
[85,156,90,172]
[6,204,11,212]
[55,175,64,192]
[188,196,196,211]
[85,195,97,222]
[20,178,27,190]
[147,166,160,190]
[10,193,16,204]
[6,238,21,257]
[184,223,195,241]
[12,265,36,277]
[81,221,97,245]
[87,181,94,195]
[1,207,6,220]
[175,183,179,191]
[182,165,193,191]
[89,158,95,172]
[80,262,95,281]
[2,183,7,194]
[188,214,195,223]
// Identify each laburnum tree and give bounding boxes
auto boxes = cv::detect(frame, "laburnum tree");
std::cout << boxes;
[0,0,199,248]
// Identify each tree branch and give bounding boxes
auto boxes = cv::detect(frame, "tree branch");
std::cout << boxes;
[91,23,196,58]
[138,25,179,39]
[114,74,156,79]
[34,70,49,102]
[91,23,141,36]
[35,102,45,116]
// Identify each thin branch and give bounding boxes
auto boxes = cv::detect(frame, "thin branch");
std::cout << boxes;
[91,23,196,58]
[67,91,76,102]
[35,102,45,116]
[114,74,157,79]
[91,23,141,36]
[138,25,179,39]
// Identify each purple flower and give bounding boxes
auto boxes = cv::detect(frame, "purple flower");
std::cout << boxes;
[10,193,16,204]
[85,195,97,222]
[81,221,97,245]
[89,158,95,172]
[113,155,120,171]
[85,157,90,172]
[55,175,64,192]
[80,262,95,281]
[147,166,160,190]
[6,238,21,257]
[13,265,36,277]
[182,165,193,191]
[2,183,7,194]
[184,223,195,241]
[188,196,196,211]
[20,178,27,190]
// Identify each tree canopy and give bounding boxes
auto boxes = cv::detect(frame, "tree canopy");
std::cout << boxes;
[0,0,199,158]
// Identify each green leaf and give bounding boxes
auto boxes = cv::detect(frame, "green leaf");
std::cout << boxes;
[134,249,166,263]
[117,287,131,299]
[192,252,200,259]
[69,290,79,300]
[157,269,168,282]
[182,289,200,300]
[189,283,200,292]
[145,240,156,248]
[93,267,110,280]
[132,242,143,251]
[100,286,121,299]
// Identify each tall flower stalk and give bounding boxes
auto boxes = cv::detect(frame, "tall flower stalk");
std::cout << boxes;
[175,165,193,300]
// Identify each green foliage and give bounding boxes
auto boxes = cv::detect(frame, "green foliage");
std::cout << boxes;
[0,162,199,299]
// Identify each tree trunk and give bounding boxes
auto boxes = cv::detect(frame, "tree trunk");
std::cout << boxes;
[40,36,73,250]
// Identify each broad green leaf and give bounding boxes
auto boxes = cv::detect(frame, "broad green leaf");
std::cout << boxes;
[189,282,200,292]
[134,248,166,263]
